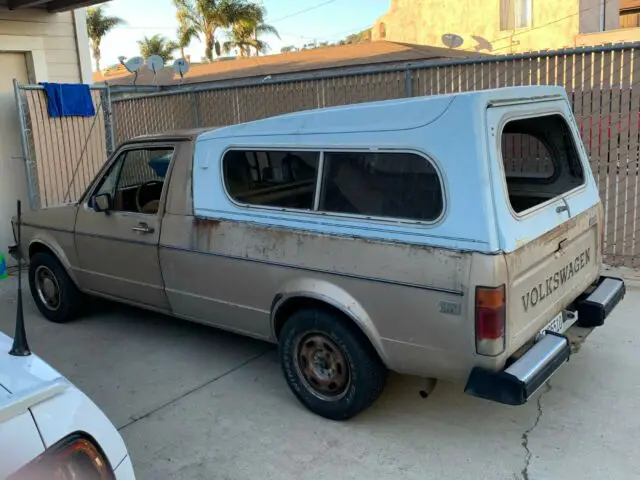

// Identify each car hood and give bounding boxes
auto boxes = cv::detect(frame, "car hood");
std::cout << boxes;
[0,332,129,469]
[0,331,64,397]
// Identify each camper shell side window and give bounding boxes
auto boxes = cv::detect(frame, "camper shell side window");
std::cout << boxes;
[222,148,445,224]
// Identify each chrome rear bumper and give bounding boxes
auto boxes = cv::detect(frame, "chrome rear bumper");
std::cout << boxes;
[464,333,570,405]
[576,276,626,327]
[464,275,626,406]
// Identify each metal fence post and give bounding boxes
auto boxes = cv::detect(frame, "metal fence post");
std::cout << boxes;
[13,79,38,210]
[104,86,115,154]
[404,67,413,97]
[191,92,200,128]
[234,90,241,123]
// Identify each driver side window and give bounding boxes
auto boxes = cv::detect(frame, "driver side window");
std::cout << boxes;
[94,147,174,215]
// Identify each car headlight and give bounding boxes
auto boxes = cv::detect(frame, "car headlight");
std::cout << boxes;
[9,433,115,480]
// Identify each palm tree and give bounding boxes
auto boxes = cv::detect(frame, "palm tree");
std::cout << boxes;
[137,34,179,64]
[86,6,126,72]
[176,25,198,60]
[223,4,279,57]
[176,9,199,59]
[173,0,264,62]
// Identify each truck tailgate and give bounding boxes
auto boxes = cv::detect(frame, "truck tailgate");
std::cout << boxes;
[504,207,600,353]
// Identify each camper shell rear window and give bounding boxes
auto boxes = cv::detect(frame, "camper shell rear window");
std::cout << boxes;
[500,114,585,214]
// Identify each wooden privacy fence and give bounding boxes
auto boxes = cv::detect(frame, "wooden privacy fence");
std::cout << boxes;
[14,84,114,211]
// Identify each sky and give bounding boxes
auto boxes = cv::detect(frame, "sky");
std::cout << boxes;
[96,0,391,71]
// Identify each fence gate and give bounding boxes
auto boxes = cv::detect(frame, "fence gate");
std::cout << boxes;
[14,82,114,210]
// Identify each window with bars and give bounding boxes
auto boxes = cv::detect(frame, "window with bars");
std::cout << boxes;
[500,0,532,30]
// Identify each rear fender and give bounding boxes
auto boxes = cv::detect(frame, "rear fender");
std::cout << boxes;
[271,277,387,364]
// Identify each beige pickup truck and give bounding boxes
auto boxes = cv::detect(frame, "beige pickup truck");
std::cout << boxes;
[10,86,626,420]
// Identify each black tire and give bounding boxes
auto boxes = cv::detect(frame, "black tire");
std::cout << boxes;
[28,252,83,323]
[279,307,387,420]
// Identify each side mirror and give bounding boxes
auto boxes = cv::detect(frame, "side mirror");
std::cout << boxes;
[92,193,112,212]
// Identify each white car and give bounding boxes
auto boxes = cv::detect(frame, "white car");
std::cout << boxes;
[0,331,135,479]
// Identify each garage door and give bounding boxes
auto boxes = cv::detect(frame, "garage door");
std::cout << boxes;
[0,53,29,262]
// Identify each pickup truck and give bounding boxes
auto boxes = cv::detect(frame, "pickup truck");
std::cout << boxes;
[10,86,626,420]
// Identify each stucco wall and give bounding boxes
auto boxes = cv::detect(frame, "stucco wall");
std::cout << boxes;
[372,0,621,54]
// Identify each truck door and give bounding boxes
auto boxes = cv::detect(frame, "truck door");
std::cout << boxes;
[74,143,175,309]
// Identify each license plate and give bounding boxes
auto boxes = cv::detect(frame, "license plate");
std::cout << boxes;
[537,312,564,340]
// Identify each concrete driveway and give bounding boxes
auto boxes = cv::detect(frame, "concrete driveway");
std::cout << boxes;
[1,274,638,480]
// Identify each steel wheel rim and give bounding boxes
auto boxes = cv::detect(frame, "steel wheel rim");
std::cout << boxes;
[294,332,351,402]
[35,265,61,311]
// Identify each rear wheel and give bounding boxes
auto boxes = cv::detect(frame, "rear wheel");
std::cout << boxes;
[28,252,83,323]
[279,307,387,420]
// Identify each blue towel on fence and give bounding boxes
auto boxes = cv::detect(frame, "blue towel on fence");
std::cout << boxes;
[40,82,96,118]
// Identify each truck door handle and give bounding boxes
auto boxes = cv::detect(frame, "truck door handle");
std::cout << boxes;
[131,222,154,234]
[556,205,568,213]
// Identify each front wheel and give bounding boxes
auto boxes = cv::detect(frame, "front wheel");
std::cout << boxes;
[279,308,387,420]
[28,252,83,323]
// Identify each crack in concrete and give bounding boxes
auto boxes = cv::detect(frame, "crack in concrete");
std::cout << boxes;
[519,382,552,480]
[118,349,272,432]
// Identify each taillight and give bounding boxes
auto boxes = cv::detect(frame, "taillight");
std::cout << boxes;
[475,285,506,356]
[9,434,114,480]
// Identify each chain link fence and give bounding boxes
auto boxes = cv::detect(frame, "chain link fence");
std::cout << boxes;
[14,83,114,210]
[110,71,411,144]
[108,43,640,267]
[8,43,630,267]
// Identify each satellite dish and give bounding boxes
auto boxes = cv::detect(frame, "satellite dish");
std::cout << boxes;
[147,55,164,86]
[123,56,144,73]
[118,55,144,86]
[147,55,164,74]
[173,58,190,84]
[441,33,464,49]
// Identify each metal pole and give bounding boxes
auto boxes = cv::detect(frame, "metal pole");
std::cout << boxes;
[104,85,115,154]
[191,91,200,128]
[234,90,241,123]
[13,79,37,211]
[404,68,413,97]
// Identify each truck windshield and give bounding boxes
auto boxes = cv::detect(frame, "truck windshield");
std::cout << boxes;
[500,114,585,214]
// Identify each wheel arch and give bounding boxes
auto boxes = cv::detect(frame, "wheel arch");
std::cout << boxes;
[271,279,388,365]
[28,238,80,287]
